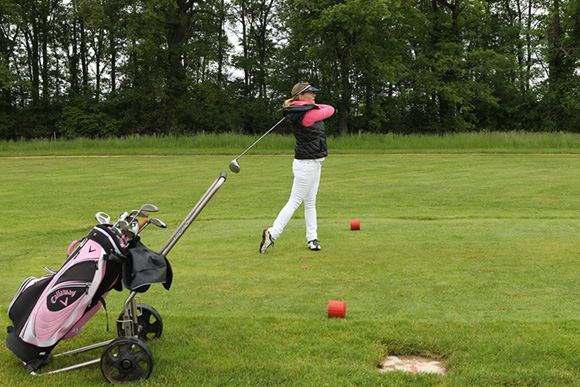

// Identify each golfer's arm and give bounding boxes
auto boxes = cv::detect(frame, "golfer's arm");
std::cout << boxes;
[302,104,335,126]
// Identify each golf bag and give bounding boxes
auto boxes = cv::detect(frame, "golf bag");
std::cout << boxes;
[6,173,225,383]
[6,224,172,373]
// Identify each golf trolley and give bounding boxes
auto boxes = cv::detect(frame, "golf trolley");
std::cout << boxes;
[6,172,227,384]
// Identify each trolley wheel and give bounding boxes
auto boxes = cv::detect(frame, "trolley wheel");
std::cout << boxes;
[116,303,163,341]
[100,337,153,384]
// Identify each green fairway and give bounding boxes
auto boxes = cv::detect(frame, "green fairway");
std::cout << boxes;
[1,152,580,385]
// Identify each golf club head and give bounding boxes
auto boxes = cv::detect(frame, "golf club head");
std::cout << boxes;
[129,221,140,235]
[150,218,167,228]
[121,228,136,239]
[114,221,129,236]
[95,212,111,224]
[140,204,159,213]
[229,159,240,174]
[111,227,122,237]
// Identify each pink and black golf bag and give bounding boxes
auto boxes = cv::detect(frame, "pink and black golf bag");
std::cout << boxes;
[6,224,128,372]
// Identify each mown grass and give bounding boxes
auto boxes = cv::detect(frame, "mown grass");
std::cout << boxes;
[1,136,580,385]
[2,131,580,156]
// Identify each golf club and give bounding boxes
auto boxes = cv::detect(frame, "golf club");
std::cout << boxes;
[126,205,158,225]
[149,218,167,228]
[138,217,167,233]
[116,220,136,239]
[139,204,159,213]
[229,117,286,174]
[127,209,148,224]
[94,212,110,224]
[116,211,129,224]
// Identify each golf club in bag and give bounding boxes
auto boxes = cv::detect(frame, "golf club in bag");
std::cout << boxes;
[229,117,286,173]
[6,172,227,384]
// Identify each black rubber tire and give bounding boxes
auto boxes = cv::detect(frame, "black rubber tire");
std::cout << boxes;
[100,337,153,384]
[116,303,163,341]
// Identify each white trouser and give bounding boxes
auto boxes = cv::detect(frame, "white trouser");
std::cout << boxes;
[270,158,324,242]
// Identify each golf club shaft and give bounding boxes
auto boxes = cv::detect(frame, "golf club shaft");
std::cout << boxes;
[159,171,227,256]
[235,117,286,161]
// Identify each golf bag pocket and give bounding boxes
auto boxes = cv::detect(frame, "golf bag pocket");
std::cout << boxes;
[8,276,52,317]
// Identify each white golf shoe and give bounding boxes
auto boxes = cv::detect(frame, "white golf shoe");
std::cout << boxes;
[260,228,275,253]
[308,239,321,251]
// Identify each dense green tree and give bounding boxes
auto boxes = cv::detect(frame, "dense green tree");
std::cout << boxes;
[540,0,580,131]
[0,0,16,139]
[232,0,280,98]
[0,0,16,91]
[1,0,580,138]
[228,0,283,133]
[282,0,396,135]
[464,0,538,131]
[407,0,499,132]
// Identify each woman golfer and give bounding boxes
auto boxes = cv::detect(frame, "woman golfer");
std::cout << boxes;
[260,82,335,253]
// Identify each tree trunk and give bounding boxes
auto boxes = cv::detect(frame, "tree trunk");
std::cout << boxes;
[80,19,88,94]
[338,47,352,136]
[217,0,226,84]
[28,3,40,104]
[547,0,563,92]
[41,12,49,103]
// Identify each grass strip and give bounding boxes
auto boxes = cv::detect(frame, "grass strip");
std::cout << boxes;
[1,152,580,385]
[1,131,580,156]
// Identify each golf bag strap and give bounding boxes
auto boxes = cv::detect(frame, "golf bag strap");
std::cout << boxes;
[100,297,109,332]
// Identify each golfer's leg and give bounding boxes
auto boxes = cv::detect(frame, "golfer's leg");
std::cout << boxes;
[304,161,322,241]
[270,160,310,239]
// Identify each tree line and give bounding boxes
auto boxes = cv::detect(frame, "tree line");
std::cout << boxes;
[1,0,579,139]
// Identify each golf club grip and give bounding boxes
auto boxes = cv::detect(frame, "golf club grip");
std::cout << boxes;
[159,172,227,256]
